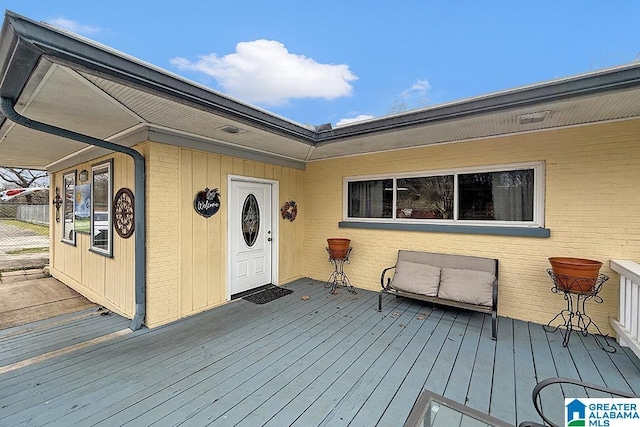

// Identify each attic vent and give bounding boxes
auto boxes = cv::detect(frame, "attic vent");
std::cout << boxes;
[517,110,550,125]
[217,125,246,134]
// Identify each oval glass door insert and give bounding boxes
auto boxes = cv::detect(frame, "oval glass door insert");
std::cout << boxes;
[242,193,260,246]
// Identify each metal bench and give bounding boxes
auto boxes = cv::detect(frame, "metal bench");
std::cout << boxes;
[379,250,499,340]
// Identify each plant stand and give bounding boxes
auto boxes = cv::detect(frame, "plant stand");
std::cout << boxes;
[543,269,615,352]
[325,247,356,295]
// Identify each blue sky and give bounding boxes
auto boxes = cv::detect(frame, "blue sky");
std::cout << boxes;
[3,1,639,127]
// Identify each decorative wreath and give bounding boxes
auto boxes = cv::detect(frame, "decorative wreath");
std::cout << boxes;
[280,200,298,222]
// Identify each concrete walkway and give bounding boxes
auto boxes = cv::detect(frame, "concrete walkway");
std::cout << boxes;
[0,269,96,330]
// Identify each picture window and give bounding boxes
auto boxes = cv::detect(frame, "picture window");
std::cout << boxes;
[345,162,544,228]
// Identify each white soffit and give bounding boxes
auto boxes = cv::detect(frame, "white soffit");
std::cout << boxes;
[80,72,314,161]
[309,87,640,160]
[23,65,141,139]
[0,65,142,168]
[0,123,80,168]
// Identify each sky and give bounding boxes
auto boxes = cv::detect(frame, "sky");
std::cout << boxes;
[2,1,639,128]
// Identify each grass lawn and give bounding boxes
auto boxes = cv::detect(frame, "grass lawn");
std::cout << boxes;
[6,247,49,255]
[1,219,49,236]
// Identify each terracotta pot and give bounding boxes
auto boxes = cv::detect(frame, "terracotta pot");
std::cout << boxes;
[548,257,602,294]
[327,238,351,259]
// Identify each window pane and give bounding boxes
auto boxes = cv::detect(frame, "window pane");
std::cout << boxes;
[396,176,454,219]
[458,169,534,221]
[242,194,260,247]
[348,179,393,218]
[91,162,111,254]
[62,173,75,242]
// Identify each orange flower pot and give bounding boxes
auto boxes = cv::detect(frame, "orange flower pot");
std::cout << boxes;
[548,257,602,294]
[327,238,351,260]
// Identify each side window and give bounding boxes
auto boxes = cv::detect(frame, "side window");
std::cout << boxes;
[396,175,454,219]
[458,169,534,221]
[347,179,393,218]
[345,162,544,228]
[90,160,113,256]
[62,170,76,244]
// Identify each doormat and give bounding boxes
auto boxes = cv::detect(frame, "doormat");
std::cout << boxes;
[243,286,293,304]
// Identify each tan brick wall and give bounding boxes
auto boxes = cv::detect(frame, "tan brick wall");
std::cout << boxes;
[303,119,640,333]
[145,142,181,327]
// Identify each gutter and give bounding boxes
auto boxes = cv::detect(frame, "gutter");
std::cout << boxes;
[1,97,146,331]
[3,11,318,145]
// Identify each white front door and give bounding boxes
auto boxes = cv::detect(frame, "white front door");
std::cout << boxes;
[230,180,273,295]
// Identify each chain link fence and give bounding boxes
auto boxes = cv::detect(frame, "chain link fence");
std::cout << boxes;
[0,203,50,271]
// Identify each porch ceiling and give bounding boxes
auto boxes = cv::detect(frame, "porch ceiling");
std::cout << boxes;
[1,11,640,171]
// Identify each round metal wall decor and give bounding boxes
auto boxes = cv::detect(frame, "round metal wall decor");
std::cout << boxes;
[113,188,135,238]
[194,187,221,218]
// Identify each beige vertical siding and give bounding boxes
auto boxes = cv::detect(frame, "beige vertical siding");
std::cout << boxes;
[50,151,136,319]
[50,142,305,327]
[303,119,640,333]
[144,143,305,327]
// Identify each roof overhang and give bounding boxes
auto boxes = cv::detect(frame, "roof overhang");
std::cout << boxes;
[2,10,640,171]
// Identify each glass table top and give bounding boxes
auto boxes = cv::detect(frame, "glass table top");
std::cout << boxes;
[404,391,512,427]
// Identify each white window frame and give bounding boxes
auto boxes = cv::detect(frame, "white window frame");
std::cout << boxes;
[343,161,545,228]
[90,159,113,256]
[61,170,76,245]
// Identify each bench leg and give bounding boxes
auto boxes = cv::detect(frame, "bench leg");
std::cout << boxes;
[378,290,384,311]
[492,312,498,340]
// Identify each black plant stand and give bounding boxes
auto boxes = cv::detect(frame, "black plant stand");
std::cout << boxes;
[325,247,356,294]
[543,269,615,352]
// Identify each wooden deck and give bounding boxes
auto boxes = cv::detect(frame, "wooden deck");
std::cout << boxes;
[1,278,639,426]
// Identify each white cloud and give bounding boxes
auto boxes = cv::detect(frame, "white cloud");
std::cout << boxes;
[400,78,431,102]
[171,40,358,106]
[47,18,103,35]
[387,78,432,114]
[335,114,375,127]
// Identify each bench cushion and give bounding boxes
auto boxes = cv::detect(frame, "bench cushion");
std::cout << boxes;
[437,268,494,306]
[391,260,440,296]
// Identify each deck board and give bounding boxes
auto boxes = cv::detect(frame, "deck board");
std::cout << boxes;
[150,291,384,426]
[529,319,563,421]
[375,309,457,426]
[263,299,419,427]
[346,306,444,427]
[490,314,516,424]
[568,334,612,398]
[1,279,639,427]
[464,313,495,414]
[0,308,130,365]
[443,311,483,404]
[198,293,388,426]
[512,321,540,425]
[317,304,440,427]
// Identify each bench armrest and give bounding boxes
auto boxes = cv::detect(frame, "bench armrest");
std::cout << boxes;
[380,265,396,289]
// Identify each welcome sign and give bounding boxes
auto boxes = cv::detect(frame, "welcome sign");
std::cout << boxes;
[565,399,640,426]
[194,187,220,218]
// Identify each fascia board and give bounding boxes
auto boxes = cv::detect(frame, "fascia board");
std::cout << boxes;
[1,11,318,145]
